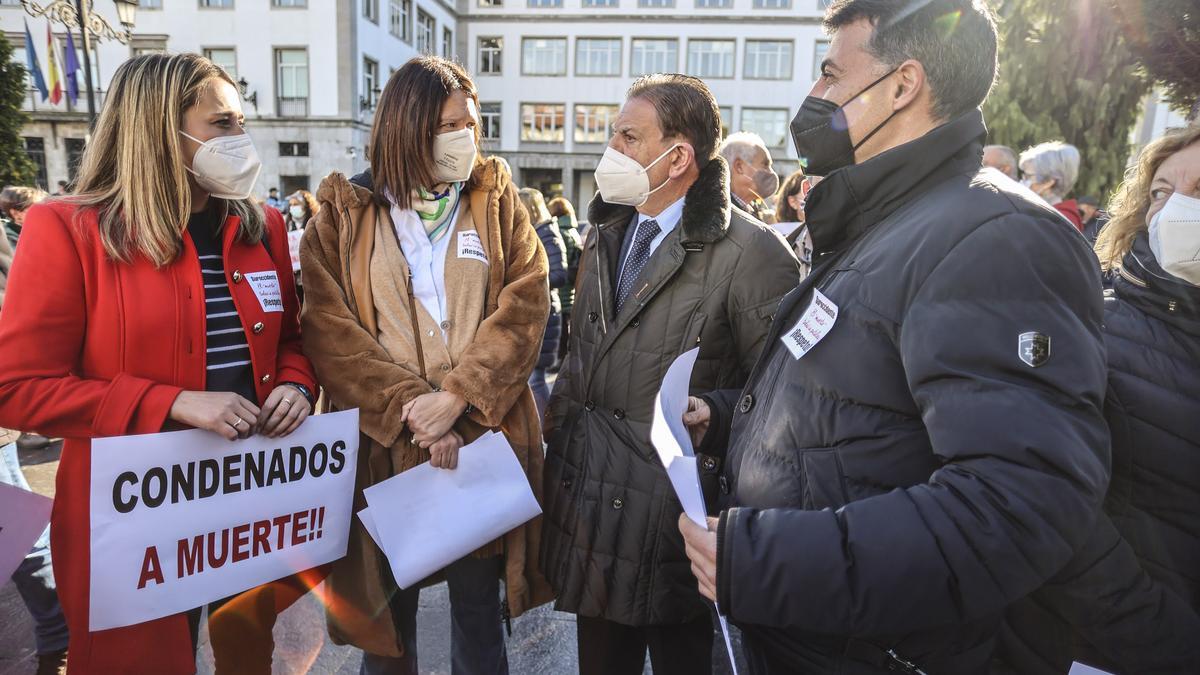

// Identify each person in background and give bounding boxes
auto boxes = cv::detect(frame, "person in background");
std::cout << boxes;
[0,53,318,674]
[771,170,816,278]
[520,187,566,418]
[719,131,779,224]
[540,73,799,675]
[301,55,551,675]
[1,185,49,249]
[547,196,582,369]
[0,217,68,675]
[286,189,319,231]
[983,143,1019,180]
[266,186,284,211]
[997,124,1200,675]
[54,180,68,196]
[681,1,1110,672]
[1078,193,1108,244]
[1020,141,1084,231]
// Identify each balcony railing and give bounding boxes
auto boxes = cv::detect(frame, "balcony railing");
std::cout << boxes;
[276,97,309,118]
[22,88,106,115]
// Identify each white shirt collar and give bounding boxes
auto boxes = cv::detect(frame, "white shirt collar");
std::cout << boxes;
[637,196,686,235]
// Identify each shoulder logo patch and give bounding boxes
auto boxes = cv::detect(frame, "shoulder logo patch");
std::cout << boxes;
[1018,331,1051,368]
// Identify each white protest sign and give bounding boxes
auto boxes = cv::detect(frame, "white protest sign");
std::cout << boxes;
[361,431,540,589]
[650,347,739,675]
[0,479,53,586]
[287,229,303,273]
[88,409,360,631]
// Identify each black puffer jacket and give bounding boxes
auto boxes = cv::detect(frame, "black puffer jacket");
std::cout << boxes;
[996,234,1200,674]
[535,218,567,369]
[703,110,1110,674]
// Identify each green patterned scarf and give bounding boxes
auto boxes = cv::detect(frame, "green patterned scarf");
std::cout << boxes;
[411,182,463,244]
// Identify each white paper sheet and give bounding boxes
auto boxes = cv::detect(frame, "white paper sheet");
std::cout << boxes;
[1069,664,1114,675]
[651,347,740,675]
[362,431,542,590]
[0,475,53,586]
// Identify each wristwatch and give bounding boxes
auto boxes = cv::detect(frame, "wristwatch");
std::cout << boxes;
[281,381,316,407]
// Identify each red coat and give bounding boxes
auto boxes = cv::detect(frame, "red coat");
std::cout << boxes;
[0,201,317,674]
[1055,199,1084,232]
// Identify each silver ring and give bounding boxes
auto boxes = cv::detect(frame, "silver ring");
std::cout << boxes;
[234,417,245,428]
[280,398,293,407]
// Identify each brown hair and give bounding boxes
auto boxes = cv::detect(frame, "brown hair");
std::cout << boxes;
[1095,124,1200,270]
[547,196,575,219]
[0,186,48,217]
[369,56,481,210]
[626,74,722,169]
[71,53,264,267]
[774,170,808,223]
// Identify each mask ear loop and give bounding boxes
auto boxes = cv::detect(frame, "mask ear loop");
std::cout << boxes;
[635,143,686,207]
[823,67,901,169]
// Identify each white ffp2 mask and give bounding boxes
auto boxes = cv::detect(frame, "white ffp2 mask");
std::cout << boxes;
[1149,191,1200,286]
[180,131,262,200]
[594,144,681,207]
[432,127,478,184]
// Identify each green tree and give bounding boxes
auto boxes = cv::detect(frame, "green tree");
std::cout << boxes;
[984,0,1150,199]
[0,32,35,187]
[1113,0,1200,119]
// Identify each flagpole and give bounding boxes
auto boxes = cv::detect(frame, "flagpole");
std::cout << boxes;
[73,0,96,125]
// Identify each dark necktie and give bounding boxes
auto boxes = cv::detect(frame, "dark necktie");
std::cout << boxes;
[615,219,661,315]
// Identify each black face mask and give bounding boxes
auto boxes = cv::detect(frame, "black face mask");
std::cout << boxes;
[790,68,899,176]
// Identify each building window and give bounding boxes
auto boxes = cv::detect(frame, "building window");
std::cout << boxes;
[574,104,618,144]
[272,0,305,6]
[389,0,411,41]
[203,48,237,81]
[478,37,503,75]
[528,0,562,6]
[576,38,621,77]
[521,104,565,142]
[478,0,502,5]
[138,0,162,8]
[280,175,310,196]
[443,28,453,58]
[812,40,829,80]
[279,142,309,157]
[131,38,167,56]
[687,40,735,79]
[275,48,309,117]
[741,108,789,148]
[753,0,790,7]
[695,0,730,7]
[65,138,86,182]
[362,57,379,110]
[199,0,233,7]
[631,38,677,76]
[522,38,567,76]
[23,137,46,190]
[416,10,435,53]
[363,0,379,23]
[744,40,792,80]
[480,102,501,141]
[639,0,673,6]
[718,106,732,138]
[583,0,617,6]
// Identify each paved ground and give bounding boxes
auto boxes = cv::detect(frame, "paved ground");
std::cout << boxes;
[1,441,746,674]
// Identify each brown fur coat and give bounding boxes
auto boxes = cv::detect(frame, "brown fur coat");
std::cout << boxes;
[300,157,553,657]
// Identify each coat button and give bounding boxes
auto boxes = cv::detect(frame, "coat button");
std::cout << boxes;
[611,498,623,510]
[261,374,271,384]
[562,477,573,490]
[701,456,717,471]
[630,317,640,328]
[739,394,754,413]
[440,320,451,330]
[427,329,436,337]
[719,475,731,494]
[440,364,451,372]
[232,270,242,283]
[584,400,595,412]
[612,408,625,420]
[252,322,265,334]
[588,312,599,323]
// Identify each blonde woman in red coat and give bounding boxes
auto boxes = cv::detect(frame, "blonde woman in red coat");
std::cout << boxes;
[0,53,318,674]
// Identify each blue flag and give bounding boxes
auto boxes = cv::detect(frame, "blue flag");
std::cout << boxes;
[23,20,48,102]
[64,30,79,104]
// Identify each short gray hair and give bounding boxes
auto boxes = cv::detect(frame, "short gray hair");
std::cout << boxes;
[719,131,769,167]
[1020,141,1081,203]
[983,145,1017,172]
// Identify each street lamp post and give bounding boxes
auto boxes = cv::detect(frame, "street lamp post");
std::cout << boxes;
[20,0,137,124]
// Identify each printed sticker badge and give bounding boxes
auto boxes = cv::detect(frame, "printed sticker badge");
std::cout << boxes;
[781,288,838,360]
[245,271,284,313]
[458,231,488,264]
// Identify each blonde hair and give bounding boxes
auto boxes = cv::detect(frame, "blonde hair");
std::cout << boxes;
[71,53,263,267]
[1095,124,1200,271]
[519,187,551,224]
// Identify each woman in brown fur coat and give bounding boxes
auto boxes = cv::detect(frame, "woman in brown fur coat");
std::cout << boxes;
[299,56,551,675]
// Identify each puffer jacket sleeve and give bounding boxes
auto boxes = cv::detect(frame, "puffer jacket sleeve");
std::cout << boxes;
[539,221,567,291]
[440,183,550,428]
[717,213,1110,635]
[726,225,801,379]
[299,194,433,448]
[0,204,183,438]
[262,208,316,393]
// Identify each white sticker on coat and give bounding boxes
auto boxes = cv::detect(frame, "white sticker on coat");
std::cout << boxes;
[780,288,838,359]
[244,270,284,313]
[457,231,489,264]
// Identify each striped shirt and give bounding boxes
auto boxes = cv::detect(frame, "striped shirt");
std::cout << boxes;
[190,208,256,403]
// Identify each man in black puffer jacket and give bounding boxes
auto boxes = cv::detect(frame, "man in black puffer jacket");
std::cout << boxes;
[679,2,1110,673]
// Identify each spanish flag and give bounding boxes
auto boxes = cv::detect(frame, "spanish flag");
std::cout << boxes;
[45,24,62,105]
